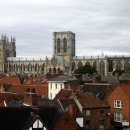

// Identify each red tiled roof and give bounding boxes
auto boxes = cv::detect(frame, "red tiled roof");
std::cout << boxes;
[55,89,73,99]
[78,92,109,109]
[2,76,21,84]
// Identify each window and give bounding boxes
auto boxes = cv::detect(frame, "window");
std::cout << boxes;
[50,83,52,89]
[99,120,105,130]
[50,93,52,99]
[114,112,123,122]
[86,110,90,116]
[60,84,62,89]
[63,38,67,52]
[55,84,57,89]
[100,110,105,115]
[31,88,35,93]
[57,38,60,53]
[26,88,30,92]
[86,120,91,130]
[114,100,123,108]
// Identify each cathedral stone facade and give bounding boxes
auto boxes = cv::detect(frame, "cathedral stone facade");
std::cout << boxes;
[0,31,130,76]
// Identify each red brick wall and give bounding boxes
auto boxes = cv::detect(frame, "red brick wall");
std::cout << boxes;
[83,108,110,130]
[108,86,130,122]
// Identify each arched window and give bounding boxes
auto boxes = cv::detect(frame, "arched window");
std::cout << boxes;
[63,38,67,52]
[35,64,38,71]
[108,60,113,72]
[72,62,76,71]
[57,68,61,73]
[16,64,18,71]
[14,64,16,71]
[28,64,32,71]
[116,61,122,69]
[9,64,11,71]
[86,61,90,66]
[49,68,52,73]
[78,61,83,69]
[124,61,130,70]
[100,61,105,75]
[93,61,97,69]
[53,67,56,74]
[57,38,60,53]
[41,64,44,71]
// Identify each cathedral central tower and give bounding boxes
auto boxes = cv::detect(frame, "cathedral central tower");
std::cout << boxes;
[53,31,75,57]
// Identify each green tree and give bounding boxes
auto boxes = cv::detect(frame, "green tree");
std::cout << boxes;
[113,69,124,76]
[74,65,96,74]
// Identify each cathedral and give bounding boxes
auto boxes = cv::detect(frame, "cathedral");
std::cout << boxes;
[0,31,130,76]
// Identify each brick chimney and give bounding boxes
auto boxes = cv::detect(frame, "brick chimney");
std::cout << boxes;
[66,104,77,120]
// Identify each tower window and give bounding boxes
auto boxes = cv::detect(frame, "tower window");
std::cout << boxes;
[57,38,60,53]
[63,38,67,52]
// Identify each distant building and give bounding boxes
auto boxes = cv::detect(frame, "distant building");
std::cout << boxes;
[0,31,130,76]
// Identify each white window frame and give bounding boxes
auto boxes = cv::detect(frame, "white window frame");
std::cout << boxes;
[114,112,123,122]
[114,100,123,108]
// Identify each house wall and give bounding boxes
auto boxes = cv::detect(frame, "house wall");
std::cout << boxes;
[48,82,65,99]
[76,117,84,127]
[108,86,130,128]
[83,108,110,130]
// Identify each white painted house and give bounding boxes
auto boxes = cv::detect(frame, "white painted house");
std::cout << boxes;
[48,76,75,99]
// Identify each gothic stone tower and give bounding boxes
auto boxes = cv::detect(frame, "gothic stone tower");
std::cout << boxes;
[53,31,75,75]
[0,35,16,73]
[53,31,75,60]
[53,31,75,57]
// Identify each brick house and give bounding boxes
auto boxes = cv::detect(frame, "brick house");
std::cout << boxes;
[74,92,110,130]
[108,84,130,130]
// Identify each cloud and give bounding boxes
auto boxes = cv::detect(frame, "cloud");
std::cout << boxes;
[0,0,130,57]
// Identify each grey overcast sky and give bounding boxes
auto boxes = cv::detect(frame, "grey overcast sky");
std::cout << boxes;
[0,0,130,57]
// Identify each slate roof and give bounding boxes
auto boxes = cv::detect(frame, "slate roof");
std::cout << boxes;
[101,76,120,84]
[48,76,76,82]
[83,83,112,100]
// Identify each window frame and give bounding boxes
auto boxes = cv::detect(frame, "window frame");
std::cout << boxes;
[114,100,123,108]
[114,112,123,122]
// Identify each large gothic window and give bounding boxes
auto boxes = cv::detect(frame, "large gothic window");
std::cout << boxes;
[57,38,60,53]
[53,67,56,74]
[108,60,113,72]
[116,61,122,69]
[78,61,83,69]
[100,61,105,76]
[86,61,90,66]
[63,38,67,52]
[93,61,97,69]
[41,64,44,72]
[124,61,130,70]
[49,68,52,73]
